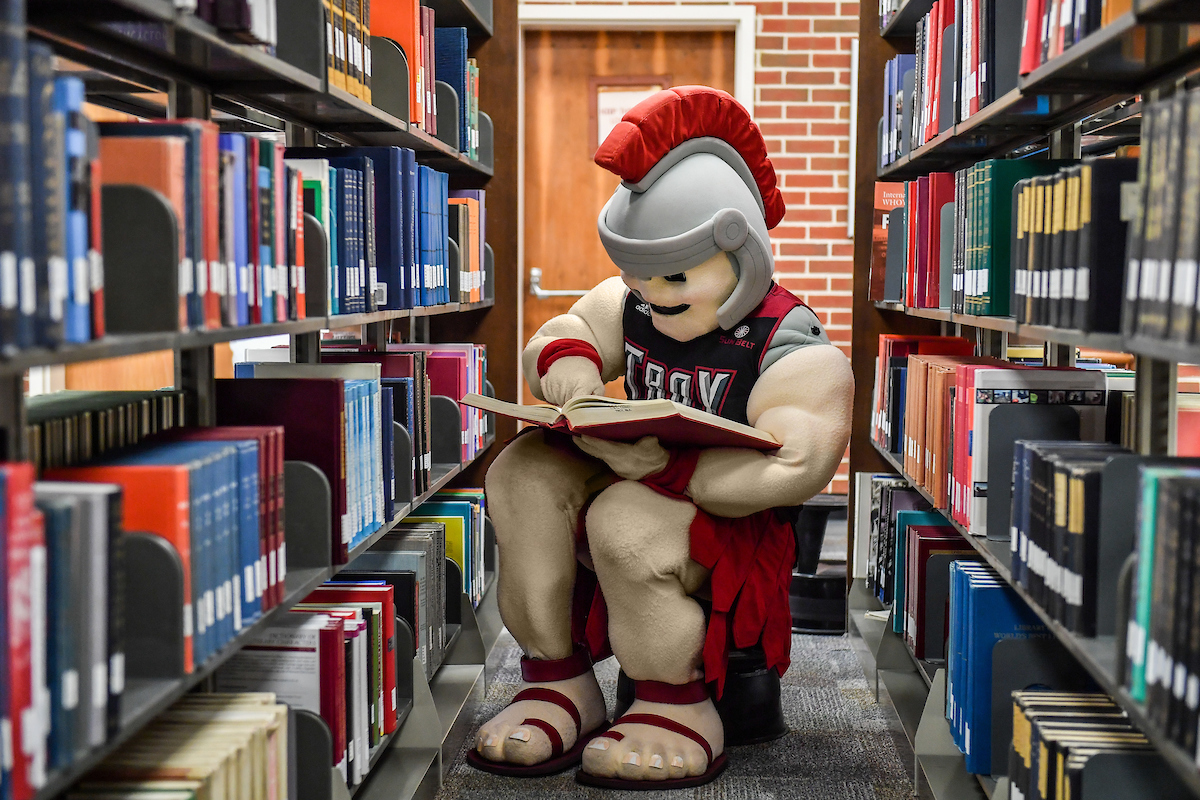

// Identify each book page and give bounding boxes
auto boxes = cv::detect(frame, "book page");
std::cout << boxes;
[562,397,779,447]
[459,392,562,425]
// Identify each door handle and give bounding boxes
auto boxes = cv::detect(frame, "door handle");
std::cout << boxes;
[529,267,590,299]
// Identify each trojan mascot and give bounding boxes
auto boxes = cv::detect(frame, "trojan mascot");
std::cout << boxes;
[468,86,853,789]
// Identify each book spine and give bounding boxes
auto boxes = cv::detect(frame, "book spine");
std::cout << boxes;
[28,43,65,348]
[0,0,29,352]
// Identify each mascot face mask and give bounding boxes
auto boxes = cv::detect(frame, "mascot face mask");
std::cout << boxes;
[621,252,738,342]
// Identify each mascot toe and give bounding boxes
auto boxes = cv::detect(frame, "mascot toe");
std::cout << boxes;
[467,86,854,789]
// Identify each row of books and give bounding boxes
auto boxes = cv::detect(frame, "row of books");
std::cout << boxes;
[323,0,373,103]
[1125,462,1200,759]
[860,472,1167,784]
[217,581,397,786]
[1121,89,1200,345]
[1009,691,1156,800]
[64,692,290,800]
[880,0,1133,160]
[868,156,1137,320]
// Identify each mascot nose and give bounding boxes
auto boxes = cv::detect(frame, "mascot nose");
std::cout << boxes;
[713,208,748,252]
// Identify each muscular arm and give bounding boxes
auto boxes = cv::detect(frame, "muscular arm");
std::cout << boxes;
[685,344,853,517]
[522,277,628,402]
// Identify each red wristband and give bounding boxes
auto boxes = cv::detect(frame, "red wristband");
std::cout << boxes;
[536,338,604,378]
[640,448,700,499]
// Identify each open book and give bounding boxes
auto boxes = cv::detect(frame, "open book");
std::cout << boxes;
[460,393,780,450]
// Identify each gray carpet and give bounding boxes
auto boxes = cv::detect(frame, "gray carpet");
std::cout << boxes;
[437,631,914,799]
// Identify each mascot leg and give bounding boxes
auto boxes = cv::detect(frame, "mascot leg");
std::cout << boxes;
[471,430,609,772]
[580,480,725,787]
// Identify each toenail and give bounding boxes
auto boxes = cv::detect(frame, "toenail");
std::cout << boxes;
[483,736,499,748]
[508,729,531,742]
[623,753,641,767]
[649,755,664,769]
[587,739,611,751]
[671,756,684,768]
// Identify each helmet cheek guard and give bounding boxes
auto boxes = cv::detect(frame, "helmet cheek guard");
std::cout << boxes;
[593,86,785,329]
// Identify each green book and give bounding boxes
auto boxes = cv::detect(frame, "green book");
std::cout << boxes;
[976,159,1076,316]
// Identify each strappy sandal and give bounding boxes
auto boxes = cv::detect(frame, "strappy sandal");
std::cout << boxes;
[575,679,728,790]
[467,648,608,777]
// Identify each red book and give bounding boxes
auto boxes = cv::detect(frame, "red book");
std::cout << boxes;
[247,136,261,324]
[306,583,398,734]
[1020,0,1045,74]
[873,335,975,447]
[294,168,307,319]
[914,177,931,307]
[926,172,956,308]
[3,464,41,800]
[88,154,105,338]
[282,612,347,774]
[153,425,285,609]
[215,378,351,563]
[905,182,918,306]
[905,524,977,658]
[274,145,288,322]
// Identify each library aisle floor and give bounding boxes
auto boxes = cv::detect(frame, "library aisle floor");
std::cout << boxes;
[437,629,914,799]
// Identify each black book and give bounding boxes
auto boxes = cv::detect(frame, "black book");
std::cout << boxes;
[0,0,29,351]
[1147,475,1182,732]
[1136,97,1182,339]
[1012,179,1030,323]
[1168,480,1199,744]
[1173,89,1200,343]
[887,358,906,454]
[28,41,64,347]
[1123,101,1159,337]
[1074,158,1139,332]
[1060,167,1082,330]
[1048,173,1068,328]
[1183,479,1200,752]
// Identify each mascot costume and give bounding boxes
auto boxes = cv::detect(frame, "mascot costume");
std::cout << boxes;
[467,86,854,789]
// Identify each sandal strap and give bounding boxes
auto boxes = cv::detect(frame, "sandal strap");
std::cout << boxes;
[520,647,592,683]
[633,679,709,705]
[519,717,564,759]
[512,687,583,734]
[611,713,714,765]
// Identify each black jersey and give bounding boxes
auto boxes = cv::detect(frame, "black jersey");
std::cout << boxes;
[621,282,828,425]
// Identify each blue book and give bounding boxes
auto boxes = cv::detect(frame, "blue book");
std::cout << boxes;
[418,500,476,596]
[33,495,74,770]
[98,120,207,329]
[0,0,30,353]
[438,170,449,304]
[400,149,419,308]
[890,510,951,634]
[258,162,275,324]
[28,42,66,346]
[434,28,469,153]
[219,133,250,326]
[327,165,340,315]
[54,76,90,344]
[382,377,415,493]
[288,147,410,310]
[381,386,395,521]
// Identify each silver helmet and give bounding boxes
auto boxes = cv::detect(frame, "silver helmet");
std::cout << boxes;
[594,87,785,330]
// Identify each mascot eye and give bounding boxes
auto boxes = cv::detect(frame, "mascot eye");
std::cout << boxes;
[664,273,687,283]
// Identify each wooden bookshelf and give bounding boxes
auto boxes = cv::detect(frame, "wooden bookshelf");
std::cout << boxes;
[852,0,1200,797]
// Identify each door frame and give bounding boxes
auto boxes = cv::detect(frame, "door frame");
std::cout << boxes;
[515,3,758,402]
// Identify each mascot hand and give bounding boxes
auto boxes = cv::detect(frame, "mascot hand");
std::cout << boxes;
[574,435,670,480]
[540,356,605,406]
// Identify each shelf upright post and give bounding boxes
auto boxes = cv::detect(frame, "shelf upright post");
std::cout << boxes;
[0,372,26,461]
[168,81,217,426]
[977,327,1006,359]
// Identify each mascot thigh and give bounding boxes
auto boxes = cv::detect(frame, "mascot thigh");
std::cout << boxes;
[468,86,853,789]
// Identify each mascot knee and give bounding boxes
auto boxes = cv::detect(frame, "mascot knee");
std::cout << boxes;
[586,481,679,580]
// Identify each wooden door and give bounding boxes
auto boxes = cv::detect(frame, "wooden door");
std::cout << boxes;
[522,29,736,403]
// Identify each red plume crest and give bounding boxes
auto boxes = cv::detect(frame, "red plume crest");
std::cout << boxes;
[594,85,785,230]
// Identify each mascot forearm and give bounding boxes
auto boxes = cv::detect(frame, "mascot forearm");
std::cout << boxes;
[469,86,853,788]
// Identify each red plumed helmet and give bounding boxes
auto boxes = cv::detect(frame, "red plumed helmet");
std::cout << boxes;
[594,86,785,230]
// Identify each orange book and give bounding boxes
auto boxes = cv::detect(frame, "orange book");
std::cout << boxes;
[448,198,481,301]
[372,0,421,124]
[99,137,189,331]
[45,464,195,672]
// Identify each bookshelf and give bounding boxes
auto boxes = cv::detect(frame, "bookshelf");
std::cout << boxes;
[852,2,1200,798]
[2,0,517,797]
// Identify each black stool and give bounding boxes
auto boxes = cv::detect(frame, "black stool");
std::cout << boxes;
[786,494,848,635]
[613,646,788,746]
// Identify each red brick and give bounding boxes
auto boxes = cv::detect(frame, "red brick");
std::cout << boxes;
[812,52,852,68]
[755,35,786,49]
[760,52,811,68]
[813,88,851,103]
[769,156,811,171]
[786,138,837,154]
[753,1,786,13]
[808,225,852,239]
[778,276,831,292]
[762,17,813,32]
[830,277,853,292]
[809,190,850,205]
[785,35,841,51]
[760,121,813,137]
[809,258,854,271]
[755,104,783,118]
[840,2,860,14]
[810,121,849,136]
[810,156,850,171]
[756,70,783,85]
[786,103,836,118]
[759,88,803,103]
[814,17,859,32]
[782,172,835,188]
[831,243,855,257]
[828,311,852,327]
[788,207,834,222]
[786,1,838,13]
[777,241,828,257]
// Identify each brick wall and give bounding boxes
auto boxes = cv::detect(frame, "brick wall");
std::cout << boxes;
[520,0,858,493]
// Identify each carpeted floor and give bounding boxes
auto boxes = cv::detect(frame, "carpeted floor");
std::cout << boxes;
[437,631,915,799]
